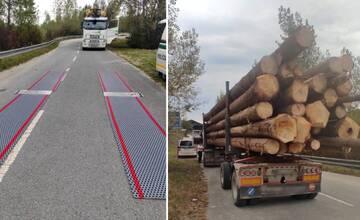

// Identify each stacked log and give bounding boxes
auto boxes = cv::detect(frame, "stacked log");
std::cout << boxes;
[204,25,360,156]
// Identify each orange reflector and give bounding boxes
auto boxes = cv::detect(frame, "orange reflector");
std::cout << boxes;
[303,174,320,182]
[240,177,262,186]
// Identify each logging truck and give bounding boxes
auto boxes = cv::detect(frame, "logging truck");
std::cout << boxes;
[202,84,322,206]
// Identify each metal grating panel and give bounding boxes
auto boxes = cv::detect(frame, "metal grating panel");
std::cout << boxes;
[0,70,63,164]
[99,72,166,199]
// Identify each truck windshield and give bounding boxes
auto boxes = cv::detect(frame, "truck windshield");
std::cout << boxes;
[179,141,193,148]
[83,20,107,30]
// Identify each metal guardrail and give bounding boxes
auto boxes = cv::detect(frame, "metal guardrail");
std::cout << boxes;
[0,35,82,59]
[299,155,360,169]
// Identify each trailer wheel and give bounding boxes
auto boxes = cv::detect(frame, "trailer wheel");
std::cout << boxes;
[231,170,248,207]
[220,162,232,189]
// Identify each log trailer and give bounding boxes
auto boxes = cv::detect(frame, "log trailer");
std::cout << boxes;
[202,81,322,207]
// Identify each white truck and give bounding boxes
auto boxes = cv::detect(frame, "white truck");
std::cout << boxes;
[156,19,166,79]
[81,9,118,50]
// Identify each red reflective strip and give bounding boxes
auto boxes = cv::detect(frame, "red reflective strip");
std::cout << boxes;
[0,95,47,160]
[98,72,144,199]
[0,70,51,113]
[114,72,166,137]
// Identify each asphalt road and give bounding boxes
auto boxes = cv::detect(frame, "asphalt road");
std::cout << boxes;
[0,39,165,219]
[205,167,360,220]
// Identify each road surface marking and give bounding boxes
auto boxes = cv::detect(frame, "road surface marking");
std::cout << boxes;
[103,91,143,97]
[0,110,44,183]
[319,192,355,207]
[17,90,52,95]
[61,73,67,82]
[65,67,71,72]
[72,56,77,62]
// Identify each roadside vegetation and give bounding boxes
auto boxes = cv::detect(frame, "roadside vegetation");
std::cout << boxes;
[168,130,208,220]
[321,164,360,177]
[0,41,59,72]
[109,39,165,87]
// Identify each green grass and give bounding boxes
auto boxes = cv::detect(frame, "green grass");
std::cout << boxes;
[321,164,360,177]
[0,41,59,72]
[169,130,208,220]
[108,39,165,88]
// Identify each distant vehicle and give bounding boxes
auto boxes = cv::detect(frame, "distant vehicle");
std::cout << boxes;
[177,137,197,158]
[81,9,118,50]
[156,19,166,79]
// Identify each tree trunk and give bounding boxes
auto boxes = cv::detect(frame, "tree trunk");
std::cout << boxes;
[293,116,312,143]
[336,80,352,97]
[303,55,352,78]
[306,138,321,151]
[330,105,347,119]
[207,138,280,155]
[305,101,330,128]
[337,95,360,104]
[208,74,279,124]
[317,137,360,148]
[321,117,360,139]
[280,103,306,116]
[207,114,297,143]
[271,26,315,64]
[304,73,328,94]
[288,143,305,154]
[206,102,273,132]
[204,56,278,121]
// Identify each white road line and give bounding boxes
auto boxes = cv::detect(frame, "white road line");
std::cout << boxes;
[319,192,355,207]
[17,90,52,95]
[65,67,71,72]
[0,110,44,183]
[72,56,77,62]
[61,73,67,82]
[77,50,79,54]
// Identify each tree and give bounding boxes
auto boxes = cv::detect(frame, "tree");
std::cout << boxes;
[3,0,16,26]
[168,0,204,113]
[216,90,225,103]
[13,0,37,26]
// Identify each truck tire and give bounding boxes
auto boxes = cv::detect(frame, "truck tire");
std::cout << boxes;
[232,170,248,207]
[220,162,232,189]
[292,193,318,200]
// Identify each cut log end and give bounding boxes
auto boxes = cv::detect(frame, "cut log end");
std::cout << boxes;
[337,117,360,139]
[334,105,347,119]
[306,101,330,128]
[288,143,305,154]
[305,73,328,93]
[341,54,354,72]
[255,74,280,100]
[256,102,274,119]
[260,55,278,75]
[336,80,352,97]
[294,116,312,143]
[309,139,321,151]
[323,88,338,108]
[287,80,309,103]
[274,114,297,143]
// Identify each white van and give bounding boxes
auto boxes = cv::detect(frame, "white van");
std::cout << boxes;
[177,137,197,158]
[156,19,166,79]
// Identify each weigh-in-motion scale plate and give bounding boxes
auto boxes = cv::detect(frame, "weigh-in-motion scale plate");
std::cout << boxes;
[0,70,65,164]
[98,71,166,199]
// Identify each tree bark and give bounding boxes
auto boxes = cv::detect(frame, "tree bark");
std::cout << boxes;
[206,102,273,132]
[207,137,280,155]
[271,26,315,64]
[204,56,278,121]
[207,114,297,143]
[279,103,306,116]
[317,137,360,148]
[305,101,330,128]
[208,74,279,124]
[337,95,360,104]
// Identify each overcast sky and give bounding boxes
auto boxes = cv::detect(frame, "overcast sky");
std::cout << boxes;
[176,0,360,122]
[35,0,94,23]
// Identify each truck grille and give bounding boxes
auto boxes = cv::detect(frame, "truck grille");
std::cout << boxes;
[90,35,100,39]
